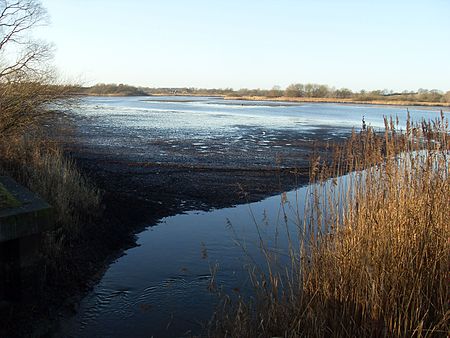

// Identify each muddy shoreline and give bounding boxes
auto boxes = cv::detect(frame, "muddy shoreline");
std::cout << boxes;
[1,98,350,336]
[55,151,312,336]
[0,144,318,338]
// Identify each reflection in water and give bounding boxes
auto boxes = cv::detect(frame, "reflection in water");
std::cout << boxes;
[59,183,310,337]
[59,173,358,338]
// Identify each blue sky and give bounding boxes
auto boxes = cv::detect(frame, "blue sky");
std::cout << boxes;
[38,0,450,91]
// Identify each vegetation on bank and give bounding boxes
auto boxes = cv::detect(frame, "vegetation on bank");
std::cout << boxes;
[66,79,450,106]
[222,85,450,105]
[209,114,449,337]
[75,83,148,96]
[0,137,100,235]
[223,95,450,107]
[75,83,450,106]
[0,0,101,266]
[0,3,103,334]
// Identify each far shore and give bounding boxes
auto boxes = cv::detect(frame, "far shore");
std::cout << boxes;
[144,93,450,108]
[76,92,450,108]
[74,93,149,97]
[224,95,450,108]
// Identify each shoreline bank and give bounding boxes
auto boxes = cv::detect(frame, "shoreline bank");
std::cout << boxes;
[75,92,450,108]
[223,95,450,108]
[0,150,312,337]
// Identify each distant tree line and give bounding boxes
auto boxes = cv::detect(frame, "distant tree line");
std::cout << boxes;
[354,88,448,103]
[144,84,450,103]
[76,83,148,96]
[242,84,450,103]
[145,87,235,96]
[73,83,450,104]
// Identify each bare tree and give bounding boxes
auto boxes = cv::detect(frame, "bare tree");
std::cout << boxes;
[442,91,450,103]
[0,0,73,137]
[0,0,51,81]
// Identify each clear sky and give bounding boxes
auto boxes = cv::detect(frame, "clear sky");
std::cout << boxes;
[37,0,450,91]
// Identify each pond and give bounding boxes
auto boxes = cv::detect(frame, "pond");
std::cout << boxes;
[57,97,446,337]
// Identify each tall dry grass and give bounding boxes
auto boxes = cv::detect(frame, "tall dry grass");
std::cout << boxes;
[0,135,100,242]
[210,113,449,337]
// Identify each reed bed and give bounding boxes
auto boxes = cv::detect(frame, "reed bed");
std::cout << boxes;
[210,113,449,337]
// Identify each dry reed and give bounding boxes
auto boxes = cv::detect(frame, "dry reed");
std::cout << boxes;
[209,112,449,337]
[0,135,100,241]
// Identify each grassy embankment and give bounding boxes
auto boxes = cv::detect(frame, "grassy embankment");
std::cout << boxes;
[0,137,100,236]
[0,82,101,270]
[210,113,449,337]
[1,1,105,334]
[0,129,102,336]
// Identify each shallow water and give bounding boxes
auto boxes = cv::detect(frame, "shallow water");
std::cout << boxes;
[78,96,445,132]
[59,183,319,337]
[58,97,446,337]
[67,96,446,168]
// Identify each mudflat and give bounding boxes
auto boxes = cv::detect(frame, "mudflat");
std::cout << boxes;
[66,126,340,228]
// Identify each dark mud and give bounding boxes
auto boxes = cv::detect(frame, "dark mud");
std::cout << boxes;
[60,110,347,226]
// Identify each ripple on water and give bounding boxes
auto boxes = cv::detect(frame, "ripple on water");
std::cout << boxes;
[77,287,133,330]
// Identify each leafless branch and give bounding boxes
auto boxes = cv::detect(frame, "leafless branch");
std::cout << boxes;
[0,0,75,137]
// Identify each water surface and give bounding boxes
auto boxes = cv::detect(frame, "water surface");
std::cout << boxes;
[67,96,446,169]
[58,97,446,337]
[59,186,310,337]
